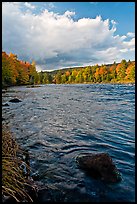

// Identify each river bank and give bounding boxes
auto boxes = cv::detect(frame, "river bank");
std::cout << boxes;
[2,123,38,202]
[2,80,135,90]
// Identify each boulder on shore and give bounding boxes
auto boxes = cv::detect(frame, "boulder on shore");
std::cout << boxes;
[9,98,22,103]
[76,152,121,183]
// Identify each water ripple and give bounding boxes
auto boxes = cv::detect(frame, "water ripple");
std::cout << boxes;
[2,84,135,202]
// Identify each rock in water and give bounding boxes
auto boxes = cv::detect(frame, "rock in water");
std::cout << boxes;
[9,98,22,103]
[2,103,9,106]
[76,153,121,183]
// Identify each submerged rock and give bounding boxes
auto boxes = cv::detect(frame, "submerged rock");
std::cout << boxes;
[31,172,40,181]
[37,187,66,202]
[76,153,121,183]
[2,103,9,106]
[9,98,22,103]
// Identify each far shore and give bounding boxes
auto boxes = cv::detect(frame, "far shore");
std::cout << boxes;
[2,81,135,90]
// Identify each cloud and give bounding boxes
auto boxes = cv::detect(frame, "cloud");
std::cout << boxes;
[127,32,135,38]
[2,2,135,71]
[24,2,35,10]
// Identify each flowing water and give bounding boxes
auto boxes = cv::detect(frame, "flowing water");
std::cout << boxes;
[2,83,135,202]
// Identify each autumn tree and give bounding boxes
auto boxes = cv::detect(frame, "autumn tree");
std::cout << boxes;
[116,59,127,81]
[75,70,84,83]
[71,69,78,82]
[27,61,38,84]
[108,62,117,82]
[125,62,135,81]
[2,51,135,86]
[2,52,18,86]
[54,71,62,84]
[61,73,67,83]
[2,52,12,86]
[94,67,101,82]
[99,65,107,82]
[91,65,99,82]
[2,52,39,86]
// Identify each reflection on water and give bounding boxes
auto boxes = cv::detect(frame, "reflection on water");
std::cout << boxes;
[2,84,135,202]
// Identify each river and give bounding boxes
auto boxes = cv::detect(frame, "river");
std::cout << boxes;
[2,83,135,202]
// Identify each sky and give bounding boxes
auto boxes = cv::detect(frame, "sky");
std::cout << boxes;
[2,2,135,71]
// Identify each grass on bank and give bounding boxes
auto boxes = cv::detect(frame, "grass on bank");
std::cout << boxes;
[2,124,33,202]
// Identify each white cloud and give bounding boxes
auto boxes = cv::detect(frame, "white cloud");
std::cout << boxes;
[64,10,75,17]
[2,2,135,71]
[24,2,35,10]
[127,32,135,38]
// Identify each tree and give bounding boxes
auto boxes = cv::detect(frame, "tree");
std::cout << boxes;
[108,62,117,81]
[94,67,101,82]
[82,67,91,82]
[61,73,67,83]
[125,62,135,81]
[9,52,17,60]
[116,59,127,81]
[2,52,18,86]
[2,56,13,86]
[27,61,38,84]
[91,65,99,82]
[71,69,78,82]
[54,71,62,84]
[99,65,107,82]
[16,66,29,85]
[75,70,84,83]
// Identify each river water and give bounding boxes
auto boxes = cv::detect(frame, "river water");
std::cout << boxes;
[2,84,135,202]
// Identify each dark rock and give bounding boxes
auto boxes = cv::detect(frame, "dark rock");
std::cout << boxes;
[2,195,16,203]
[26,85,41,88]
[2,118,6,121]
[26,85,35,88]
[9,98,22,103]
[31,172,40,181]
[37,187,66,202]
[76,153,121,183]
[25,179,38,202]
[2,103,9,106]
[37,187,53,202]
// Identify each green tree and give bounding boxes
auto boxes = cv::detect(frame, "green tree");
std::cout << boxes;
[28,61,38,84]
[54,71,62,84]
[116,59,127,81]
[61,74,67,83]
[75,70,84,83]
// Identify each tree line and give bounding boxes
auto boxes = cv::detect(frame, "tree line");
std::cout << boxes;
[2,51,135,87]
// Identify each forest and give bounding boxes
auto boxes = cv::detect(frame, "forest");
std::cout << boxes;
[2,51,135,87]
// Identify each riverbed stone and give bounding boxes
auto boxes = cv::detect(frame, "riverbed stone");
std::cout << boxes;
[9,98,22,103]
[76,152,121,183]
[2,103,9,106]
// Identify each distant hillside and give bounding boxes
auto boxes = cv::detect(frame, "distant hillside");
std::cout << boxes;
[2,51,135,87]
[41,60,135,84]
